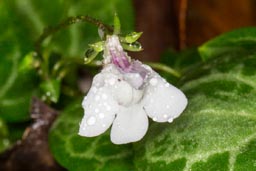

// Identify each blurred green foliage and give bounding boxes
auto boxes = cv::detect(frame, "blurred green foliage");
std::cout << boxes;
[0,0,134,152]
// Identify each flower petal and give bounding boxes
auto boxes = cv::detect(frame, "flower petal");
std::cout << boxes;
[142,71,187,123]
[79,72,120,137]
[110,104,148,144]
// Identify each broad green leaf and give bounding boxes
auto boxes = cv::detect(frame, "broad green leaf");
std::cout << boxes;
[199,27,256,61]
[159,48,201,84]
[134,31,256,170]
[49,102,134,171]
[0,2,39,122]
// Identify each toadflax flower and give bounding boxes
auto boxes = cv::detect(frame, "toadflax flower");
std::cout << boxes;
[79,35,188,144]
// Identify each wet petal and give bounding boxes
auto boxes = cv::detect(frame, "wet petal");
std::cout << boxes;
[142,72,187,123]
[112,80,133,106]
[79,73,120,137]
[110,104,148,144]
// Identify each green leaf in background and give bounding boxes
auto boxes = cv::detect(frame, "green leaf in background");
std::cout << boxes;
[6,0,134,58]
[49,101,134,171]
[0,0,45,123]
[134,28,256,171]
[0,0,134,123]
[40,79,61,103]
[159,48,201,84]
[0,118,10,153]
[199,27,256,61]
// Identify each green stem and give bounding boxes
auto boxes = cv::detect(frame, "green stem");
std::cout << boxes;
[146,62,181,78]
[34,15,113,59]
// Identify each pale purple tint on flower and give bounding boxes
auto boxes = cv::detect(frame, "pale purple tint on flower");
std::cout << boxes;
[110,51,149,87]
[110,50,131,72]
[129,60,149,79]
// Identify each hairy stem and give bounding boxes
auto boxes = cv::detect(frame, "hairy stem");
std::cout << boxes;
[34,15,113,59]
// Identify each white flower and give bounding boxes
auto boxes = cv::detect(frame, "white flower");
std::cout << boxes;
[79,35,188,144]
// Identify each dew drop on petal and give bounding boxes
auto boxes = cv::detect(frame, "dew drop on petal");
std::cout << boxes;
[95,95,100,101]
[135,74,140,78]
[153,117,157,121]
[99,113,105,119]
[163,114,168,118]
[168,118,173,123]
[165,83,170,87]
[95,108,99,113]
[106,106,111,111]
[102,93,108,99]
[108,78,116,85]
[102,124,106,127]
[149,78,158,86]
[87,116,96,125]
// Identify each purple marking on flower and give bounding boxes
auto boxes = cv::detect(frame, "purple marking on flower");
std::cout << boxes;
[105,35,150,89]
[110,50,131,72]
[111,56,149,88]
[129,60,149,79]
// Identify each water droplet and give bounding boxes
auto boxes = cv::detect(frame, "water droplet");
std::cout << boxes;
[102,124,106,127]
[46,91,51,96]
[95,108,99,113]
[82,127,86,130]
[95,95,100,101]
[106,106,111,111]
[153,117,157,121]
[95,60,102,65]
[102,93,108,99]
[149,78,158,86]
[99,113,105,119]
[163,114,168,118]
[165,83,170,87]
[108,78,116,85]
[117,122,121,128]
[87,116,96,125]
[168,118,173,123]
